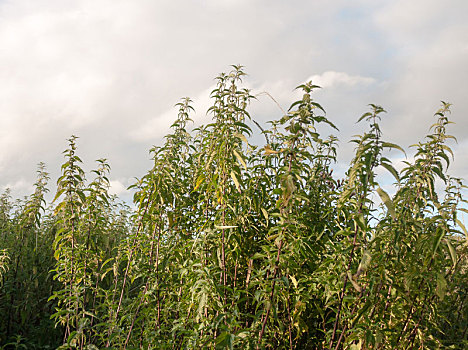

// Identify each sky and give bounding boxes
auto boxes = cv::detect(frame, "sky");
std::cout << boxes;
[0,0,467,207]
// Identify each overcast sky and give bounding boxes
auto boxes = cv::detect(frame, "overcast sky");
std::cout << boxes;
[1,0,467,205]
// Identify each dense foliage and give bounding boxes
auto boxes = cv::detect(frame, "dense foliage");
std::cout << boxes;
[0,66,467,349]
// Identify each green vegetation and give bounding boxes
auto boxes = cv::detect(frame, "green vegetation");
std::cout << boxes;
[0,66,467,349]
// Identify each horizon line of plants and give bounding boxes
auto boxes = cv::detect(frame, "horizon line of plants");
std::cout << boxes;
[0,65,467,349]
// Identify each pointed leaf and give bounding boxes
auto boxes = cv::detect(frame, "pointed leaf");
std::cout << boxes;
[436,273,447,300]
[455,218,467,236]
[380,162,400,182]
[445,239,457,267]
[376,187,396,219]
[234,132,248,145]
[233,149,247,171]
[432,227,445,258]
[230,170,241,192]
[381,142,406,156]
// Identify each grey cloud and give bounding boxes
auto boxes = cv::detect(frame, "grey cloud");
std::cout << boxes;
[0,0,466,202]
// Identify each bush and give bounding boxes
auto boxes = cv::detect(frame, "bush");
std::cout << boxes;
[0,66,466,349]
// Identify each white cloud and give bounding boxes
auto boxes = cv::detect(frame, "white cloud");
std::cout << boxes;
[306,71,376,89]
[109,179,128,196]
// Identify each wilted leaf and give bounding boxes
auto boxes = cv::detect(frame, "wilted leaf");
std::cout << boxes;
[348,271,362,293]
[230,170,241,192]
[290,275,298,289]
[233,149,247,171]
[264,145,279,155]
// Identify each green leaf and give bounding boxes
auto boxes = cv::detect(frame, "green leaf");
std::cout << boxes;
[215,332,234,349]
[381,142,406,156]
[441,144,454,160]
[455,218,467,236]
[380,162,400,182]
[357,112,372,123]
[436,273,447,300]
[432,227,445,258]
[376,187,396,219]
[353,214,367,233]
[445,239,457,267]
[194,174,205,190]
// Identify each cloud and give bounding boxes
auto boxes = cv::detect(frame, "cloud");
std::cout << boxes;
[109,179,127,196]
[0,178,34,196]
[129,86,215,142]
[368,0,468,184]
[373,0,466,47]
[306,71,376,89]
[0,0,467,202]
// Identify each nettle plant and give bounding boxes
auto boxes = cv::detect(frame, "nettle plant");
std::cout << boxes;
[0,66,466,349]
